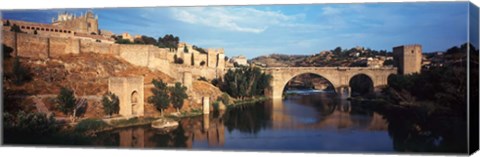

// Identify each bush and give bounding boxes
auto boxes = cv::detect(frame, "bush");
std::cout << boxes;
[4,111,59,136]
[218,93,230,105]
[3,44,14,59]
[115,39,133,44]
[57,87,76,116]
[175,58,184,64]
[211,78,221,87]
[10,24,23,33]
[75,118,108,133]
[102,92,120,116]
[198,76,208,82]
[12,58,31,85]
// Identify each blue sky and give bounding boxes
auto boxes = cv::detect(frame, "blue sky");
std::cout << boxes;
[1,2,471,59]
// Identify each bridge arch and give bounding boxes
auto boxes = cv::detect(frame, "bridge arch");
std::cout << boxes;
[263,67,397,99]
[349,73,374,96]
[282,72,337,93]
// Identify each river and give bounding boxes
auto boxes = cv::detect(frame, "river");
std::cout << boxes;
[92,91,467,154]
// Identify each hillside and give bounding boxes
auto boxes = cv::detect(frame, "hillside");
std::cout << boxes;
[249,47,392,67]
[3,53,175,96]
[3,52,227,118]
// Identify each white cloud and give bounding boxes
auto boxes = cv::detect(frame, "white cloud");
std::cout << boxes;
[169,7,301,33]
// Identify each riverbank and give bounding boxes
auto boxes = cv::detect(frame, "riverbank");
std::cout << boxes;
[73,108,208,135]
[227,96,269,108]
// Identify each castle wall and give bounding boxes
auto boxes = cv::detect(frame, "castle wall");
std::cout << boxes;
[118,44,150,67]
[2,30,227,81]
[16,32,49,59]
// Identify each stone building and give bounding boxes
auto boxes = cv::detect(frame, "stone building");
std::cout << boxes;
[52,10,99,35]
[230,55,248,66]
[108,77,145,117]
[393,44,422,74]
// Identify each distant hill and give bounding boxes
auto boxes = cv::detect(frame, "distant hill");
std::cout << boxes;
[249,46,392,67]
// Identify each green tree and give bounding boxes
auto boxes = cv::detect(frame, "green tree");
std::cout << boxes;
[115,39,133,44]
[4,20,11,26]
[3,44,14,59]
[157,34,180,49]
[102,92,120,117]
[183,46,188,53]
[222,66,272,99]
[148,79,170,114]
[169,82,188,113]
[12,57,30,85]
[57,87,76,116]
[10,24,22,33]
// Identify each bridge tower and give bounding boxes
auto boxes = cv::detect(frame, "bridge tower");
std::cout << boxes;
[393,44,422,75]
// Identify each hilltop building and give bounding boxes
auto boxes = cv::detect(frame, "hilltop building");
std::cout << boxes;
[2,11,114,43]
[230,55,248,66]
[52,11,99,35]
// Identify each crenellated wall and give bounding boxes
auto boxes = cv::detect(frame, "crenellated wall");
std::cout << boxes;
[2,30,227,81]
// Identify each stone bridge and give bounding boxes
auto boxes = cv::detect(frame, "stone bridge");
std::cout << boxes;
[262,67,397,99]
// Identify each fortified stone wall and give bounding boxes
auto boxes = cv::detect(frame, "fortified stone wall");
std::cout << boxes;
[16,32,49,59]
[2,30,227,81]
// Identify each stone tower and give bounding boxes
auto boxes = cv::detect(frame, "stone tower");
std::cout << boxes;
[52,10,99,35]
[393,44,422,75]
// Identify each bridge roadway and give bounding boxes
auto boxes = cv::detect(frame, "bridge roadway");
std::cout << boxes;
[260,66,397,99]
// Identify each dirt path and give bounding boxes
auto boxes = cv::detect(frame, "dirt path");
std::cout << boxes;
[32,96,51,116]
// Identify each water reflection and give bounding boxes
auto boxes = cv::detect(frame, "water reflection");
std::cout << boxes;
[93,92,465,153]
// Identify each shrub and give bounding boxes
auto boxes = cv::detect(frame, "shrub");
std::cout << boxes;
[218,93,230,105]
[12,58,31,85]
[75,118,108,133]
[102,92,120,116]
[3,44,14,59]
[57,87,76,116]
[198,76,208,82]
[211,78,220,87]
[10,24,23,33]
[175,58,184,64]
[4,111,59,136]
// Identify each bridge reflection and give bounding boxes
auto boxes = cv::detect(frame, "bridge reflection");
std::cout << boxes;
[270,94,388,131]
[96,93,388,148]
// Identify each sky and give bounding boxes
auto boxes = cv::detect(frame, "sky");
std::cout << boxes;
[1,2,471,59]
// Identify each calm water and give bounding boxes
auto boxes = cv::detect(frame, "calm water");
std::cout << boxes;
[93,92,467,153]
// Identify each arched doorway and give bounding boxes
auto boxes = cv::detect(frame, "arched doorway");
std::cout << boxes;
[349,74,374,97]
[131,91,139,115]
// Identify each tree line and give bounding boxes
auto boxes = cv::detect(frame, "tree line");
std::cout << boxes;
[114,34,180,50]
[214,66,272,100]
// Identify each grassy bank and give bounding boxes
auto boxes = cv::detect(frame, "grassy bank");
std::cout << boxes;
[227,96,269,108]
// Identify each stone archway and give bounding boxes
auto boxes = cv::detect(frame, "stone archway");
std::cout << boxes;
[349,73,374,96]
[131,91,139,115]
[108,77,144,117]
[282,72,336,93]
